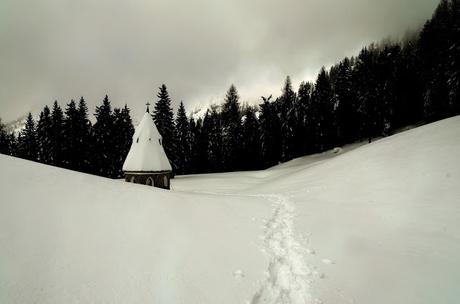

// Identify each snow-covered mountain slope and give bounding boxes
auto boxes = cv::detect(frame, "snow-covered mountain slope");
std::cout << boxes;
[1,116,460,304]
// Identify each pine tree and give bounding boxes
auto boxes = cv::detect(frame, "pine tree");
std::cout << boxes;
[221,84,242,171]
[153,84,176,171]
[396,36,424,127]
[36,106,53,164]
[76,97,92,173]
[175,101,190,175]
[203,107,223,172]
[241,106,262,170]
[18,113,38,161]
[51,101,65,166]
[259,95,282,167]
[193,117,209,174]
[295,82,314,155]
[187,117,199,174]
[311,68,335,150]
[279,76,297,161]
[63,99,80,170]
[333,58,358,145]
[93,95,115,177]
[419,0,451,121]
[354,47,379,143]
[112,105,134,178]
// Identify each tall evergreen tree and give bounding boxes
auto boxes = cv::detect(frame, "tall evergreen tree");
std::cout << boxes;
[63,99,80,170]
[193,117,209,173]
[354,47,379,142]
[203,107,223,172]
[221,84,242,171]
[76,97,92,173]
[279,76,297,161]
[153,84,176,171]
[333,58,357,145]
[174,101,190,174]
[419,0,452,121]
[187,117,200,174]
[17,113,38,161]
[112,105,134,178]
[36,105,53,164]
[93,95,116,177]
[51,101,65,166]
[259,95,282,167]
[295,82,314,154]
[311,68,335,150]
[241,106,262,170]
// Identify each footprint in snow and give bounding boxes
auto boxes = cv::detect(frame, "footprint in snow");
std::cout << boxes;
[306,248,316,255]
[321,258,335,265]
[233,269,245,279]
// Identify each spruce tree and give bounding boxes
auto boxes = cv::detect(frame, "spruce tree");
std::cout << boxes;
[311,68,335,151]
[93,95,115,177]
[333,59,353,145]
[18,113,38,161]
[419,0,451,121]
[204,107,223,172]
[259,95,282,167]
[51,101,65,166]
[279,76,297,161]
[63,99,80,170]
[193,117,209,173]
[175,101,190,175]
[153,84,176,171]
[112,105,134,178]
[354,48,379,143]
[241,106,262,170]
[221,84,242,171]
[187,117,198,174]
[296,82,314,155]
[76,97,92,173]
[36,106,53,164]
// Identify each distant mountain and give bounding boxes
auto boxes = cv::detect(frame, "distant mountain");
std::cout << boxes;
[5,115,28,135]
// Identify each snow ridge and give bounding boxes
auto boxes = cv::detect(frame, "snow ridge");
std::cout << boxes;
[251,195,313,304]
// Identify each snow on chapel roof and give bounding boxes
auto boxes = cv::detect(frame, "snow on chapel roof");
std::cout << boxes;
[122,110,172,172]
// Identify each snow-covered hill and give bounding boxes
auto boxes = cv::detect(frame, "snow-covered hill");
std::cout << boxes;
[1,116,460,304]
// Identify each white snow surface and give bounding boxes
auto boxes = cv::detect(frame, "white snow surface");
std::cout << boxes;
[122,112,172,172]
[1,116,460,303]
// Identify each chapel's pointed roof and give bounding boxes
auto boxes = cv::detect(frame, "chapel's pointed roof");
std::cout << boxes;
[122,106,172,172]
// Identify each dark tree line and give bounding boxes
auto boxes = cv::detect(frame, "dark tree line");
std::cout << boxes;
[1,0,459,177]
[152,0,460,174]
[0,96,134,178]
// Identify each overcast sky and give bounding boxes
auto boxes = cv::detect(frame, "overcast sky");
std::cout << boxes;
[0,0,439,122]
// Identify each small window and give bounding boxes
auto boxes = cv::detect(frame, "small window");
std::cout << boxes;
[163,175,168,186]
[136,138,139,143]
[159,139,162,146]
[130,176,136,183]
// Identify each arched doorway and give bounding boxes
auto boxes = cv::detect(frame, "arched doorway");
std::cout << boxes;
[146,177,154,186]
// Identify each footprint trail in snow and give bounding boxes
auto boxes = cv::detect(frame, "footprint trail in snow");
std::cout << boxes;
[251,195,314,304]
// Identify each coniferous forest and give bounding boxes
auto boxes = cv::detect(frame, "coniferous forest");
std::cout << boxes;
[0,0,459,178]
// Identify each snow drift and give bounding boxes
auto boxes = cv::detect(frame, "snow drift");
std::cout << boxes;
[1,116,460,304]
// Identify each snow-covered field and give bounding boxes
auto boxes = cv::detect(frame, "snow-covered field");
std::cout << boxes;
[1,116,460,304]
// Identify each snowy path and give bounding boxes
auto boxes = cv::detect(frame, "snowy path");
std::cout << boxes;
[251,195,313,304]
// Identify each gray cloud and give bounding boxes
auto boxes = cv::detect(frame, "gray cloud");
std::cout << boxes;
[0,0,438,122]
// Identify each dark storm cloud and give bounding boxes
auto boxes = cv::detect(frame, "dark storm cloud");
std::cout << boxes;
[0,0,438,122]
